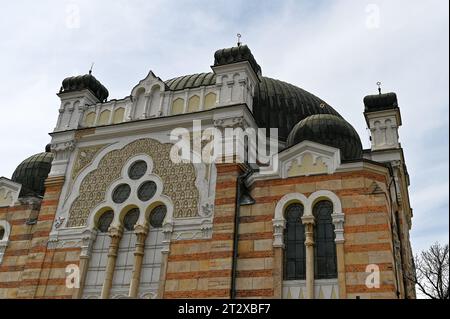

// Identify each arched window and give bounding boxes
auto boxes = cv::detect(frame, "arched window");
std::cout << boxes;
[171,98,184,115]
[84,112,96,127]
[149,205,166,228]
[313,200,337,279]
[204,92,216,110]
[83,210,114,298]
[139,204,166,296]
[123,208,140,231]
[284,203,306,280]
[187,95,200,112]
[98,110,111,125]
[112,108,125,124]
[0,227,4,240]
[97,210,114,233]
[128,160,147,180]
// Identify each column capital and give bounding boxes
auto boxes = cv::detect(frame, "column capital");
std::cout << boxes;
[134,224,149,236]
[108,226,123,239]
[272,217,286,248]
[301,215,315,225]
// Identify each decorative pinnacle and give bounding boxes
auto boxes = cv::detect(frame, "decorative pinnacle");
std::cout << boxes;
[89,62,94,75]
[376,81,382,94]
[237,33,242,46]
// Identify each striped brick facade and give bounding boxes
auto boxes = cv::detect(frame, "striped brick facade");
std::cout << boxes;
[0,165,411,299]
[0,176,80,299]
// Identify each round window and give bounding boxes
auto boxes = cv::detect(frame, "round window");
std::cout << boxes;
[149,205,167,228]
[128,160,147,180]
[137,181,157,202]
[123,208,140,231]
[97,210,114,233]
[112,184,131,204]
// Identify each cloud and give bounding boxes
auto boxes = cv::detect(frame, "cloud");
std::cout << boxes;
[0,0,448,254]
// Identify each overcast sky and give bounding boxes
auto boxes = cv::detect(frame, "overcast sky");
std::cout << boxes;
[0,0,448,254]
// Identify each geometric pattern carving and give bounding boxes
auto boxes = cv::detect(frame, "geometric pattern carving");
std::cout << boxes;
[67,138,199,227]
[71,144,108,181]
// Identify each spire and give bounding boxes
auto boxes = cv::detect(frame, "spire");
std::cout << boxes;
[377,81,382,94]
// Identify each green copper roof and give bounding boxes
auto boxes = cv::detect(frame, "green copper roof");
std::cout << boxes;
[287,114,363,160]
[214,44,262,75]
[11,151,54,198]
[364,92,398,112]
[165,73,216,91]
[164,73,343,141]
[60,73,109,102]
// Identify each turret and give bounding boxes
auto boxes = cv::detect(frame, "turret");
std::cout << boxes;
[364,90,402,151]
[54,72,109,131]
[211,42,261,111]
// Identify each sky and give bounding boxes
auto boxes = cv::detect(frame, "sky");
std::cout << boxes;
[0,0,448,255]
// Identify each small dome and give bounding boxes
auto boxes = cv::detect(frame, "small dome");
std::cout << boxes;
[363,92,398,112]
[60,73,109,102]
[286,114,363,160]
[11,150,54,198]
[214,44,262,75]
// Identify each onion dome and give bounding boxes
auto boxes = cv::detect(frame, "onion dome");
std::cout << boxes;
[286,114,363,160]
[11,146,54,198]
[253,77,342,141]
[214,44,262,75]
[363,92,398,112]
[59,72,109,102]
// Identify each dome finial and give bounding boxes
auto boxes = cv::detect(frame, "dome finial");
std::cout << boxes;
[89,62,94,75]
[376,81,382,94]
[237,33,242,47]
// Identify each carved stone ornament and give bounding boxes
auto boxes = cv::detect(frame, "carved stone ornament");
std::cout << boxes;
[67,138,200,227]
[51,140,76,161]
[54,216,65,229]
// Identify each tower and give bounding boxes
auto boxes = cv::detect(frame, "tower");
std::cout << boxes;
[364,90,402,151]
[54,72,109,131]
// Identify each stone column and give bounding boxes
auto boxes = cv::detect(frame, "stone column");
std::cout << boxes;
[158,221,173,299]
[272,217,286,298]
[302,215,315,299]
[73,229,98,299]
[129,224,148,298]
[332,213,346,299]
[101,226,123,299]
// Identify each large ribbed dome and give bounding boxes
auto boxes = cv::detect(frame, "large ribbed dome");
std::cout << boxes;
[164,74,343,141]
[11,149,54,197]
[286,114,363,160]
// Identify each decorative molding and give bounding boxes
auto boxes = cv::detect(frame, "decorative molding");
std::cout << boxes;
[0,177,22,207]
[272,218,286,248]
[213,116,247,129]
[54,216,65,229]
[273,190,344,247]
[50,139,76,176]
[51,140,76,160]
[66,138,200,227]
[331,213,345,243]
[280,141,341,178]
[71,144,108,181]
[0,220,11,263]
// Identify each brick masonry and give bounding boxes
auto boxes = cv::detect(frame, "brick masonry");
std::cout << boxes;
[0,167,406,299]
